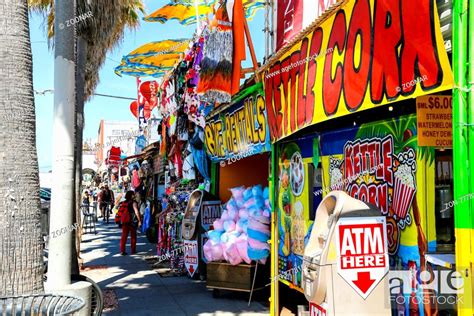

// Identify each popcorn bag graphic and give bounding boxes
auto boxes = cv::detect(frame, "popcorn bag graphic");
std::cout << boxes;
[393,150,417,220]
[329,157,344,191]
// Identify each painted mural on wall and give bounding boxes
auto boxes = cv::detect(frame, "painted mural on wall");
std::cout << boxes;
[320,115,435,266]
[277,142,314,290]
[276,115,436,295]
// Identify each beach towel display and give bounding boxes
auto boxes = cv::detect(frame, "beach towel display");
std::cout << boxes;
[197,0,234,104]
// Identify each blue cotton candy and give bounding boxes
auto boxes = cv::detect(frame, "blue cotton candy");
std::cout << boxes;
[252,185,263,197]
[255,196,264,208]
[263,187,269,199]
[208,230,223,243]
[243,188,253,201]
[248,247,270,260]
[227,199,238,212]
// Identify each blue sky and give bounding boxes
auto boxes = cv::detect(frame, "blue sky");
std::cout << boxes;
[31,0,265,171]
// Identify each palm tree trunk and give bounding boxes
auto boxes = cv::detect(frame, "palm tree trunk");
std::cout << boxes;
[0,0,44,295]
[48,0,76,288]
[73,36,87,273]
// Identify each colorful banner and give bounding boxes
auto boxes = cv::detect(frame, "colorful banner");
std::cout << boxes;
[204,83,271,161]
[265,0,454,143]
[416,95,453,147]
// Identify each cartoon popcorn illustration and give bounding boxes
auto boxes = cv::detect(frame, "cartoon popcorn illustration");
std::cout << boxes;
[329,157,343,191]
[393,149,417,219]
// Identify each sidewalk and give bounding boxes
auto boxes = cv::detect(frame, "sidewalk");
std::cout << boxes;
[80,221,270,316]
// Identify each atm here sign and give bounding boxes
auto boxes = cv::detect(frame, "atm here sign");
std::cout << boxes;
[336,217,389,299]
[339,223,386,269]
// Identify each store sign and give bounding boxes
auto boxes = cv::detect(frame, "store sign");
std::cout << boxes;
[205,83,271,161]
[201,201,222,231]
[336,217,389,299]
[184,240,198,278]
[309,302,327,316]
[264,0,454,143]
[416,95,452,147]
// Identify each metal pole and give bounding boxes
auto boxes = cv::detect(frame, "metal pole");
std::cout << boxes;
[453,0,472,314]
[270,144,279,315]
[48,0,76,288]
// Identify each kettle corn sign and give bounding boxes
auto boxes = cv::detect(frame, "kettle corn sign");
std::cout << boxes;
[264,0,454,142]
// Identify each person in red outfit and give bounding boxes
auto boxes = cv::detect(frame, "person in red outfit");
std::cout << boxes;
[120,191,142,255]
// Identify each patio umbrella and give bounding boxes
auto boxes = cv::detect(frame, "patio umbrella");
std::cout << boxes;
[143,0,264,25]
[115,39,191,77]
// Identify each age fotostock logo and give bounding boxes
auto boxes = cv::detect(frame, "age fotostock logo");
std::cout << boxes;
[387,269,464,307]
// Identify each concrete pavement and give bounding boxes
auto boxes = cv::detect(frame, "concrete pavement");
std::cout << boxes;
[80,221,270,316]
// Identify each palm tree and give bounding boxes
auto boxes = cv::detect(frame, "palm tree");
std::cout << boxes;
[0,0,44,295]
[29,0,145,272]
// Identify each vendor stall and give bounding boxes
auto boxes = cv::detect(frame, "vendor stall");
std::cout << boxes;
[261,0,459,314]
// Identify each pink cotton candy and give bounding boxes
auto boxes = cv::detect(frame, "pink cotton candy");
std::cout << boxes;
[204,240,224,262]
[236,236,251,264]
[238,209,249,219]
[227,209,239,221]
[213,219,224,231]
[225,243,243,265]
[248,238,270,250]
[244,198,256,209]
[248,219,271,234]
[230,186,245,200]
[203,239,213,261]
[224,220,236,232]
[221,210,230,221]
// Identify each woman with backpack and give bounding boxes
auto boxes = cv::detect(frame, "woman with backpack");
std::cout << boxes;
[119,191,142,255]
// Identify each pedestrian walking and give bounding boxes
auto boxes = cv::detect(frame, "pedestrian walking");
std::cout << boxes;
[100,184,114,223]
[119,191,142,255]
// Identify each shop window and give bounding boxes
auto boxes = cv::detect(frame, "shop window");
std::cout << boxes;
[434,149,454,252]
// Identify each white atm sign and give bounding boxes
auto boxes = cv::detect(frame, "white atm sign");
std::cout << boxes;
[336,217,388,299]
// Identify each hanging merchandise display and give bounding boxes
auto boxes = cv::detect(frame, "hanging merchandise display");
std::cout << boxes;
[197,0,244,104]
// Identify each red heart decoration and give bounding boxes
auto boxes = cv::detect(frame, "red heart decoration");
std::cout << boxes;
[130,100,139,119]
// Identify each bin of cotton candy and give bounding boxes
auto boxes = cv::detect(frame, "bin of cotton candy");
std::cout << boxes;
[203,184,271,265]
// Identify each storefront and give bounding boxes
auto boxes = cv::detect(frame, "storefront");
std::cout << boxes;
[261,0,461,314]
[203,82,273,298]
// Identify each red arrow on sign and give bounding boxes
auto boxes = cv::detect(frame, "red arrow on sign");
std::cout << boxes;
[352,271,375,294]
[189,265,195,274]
